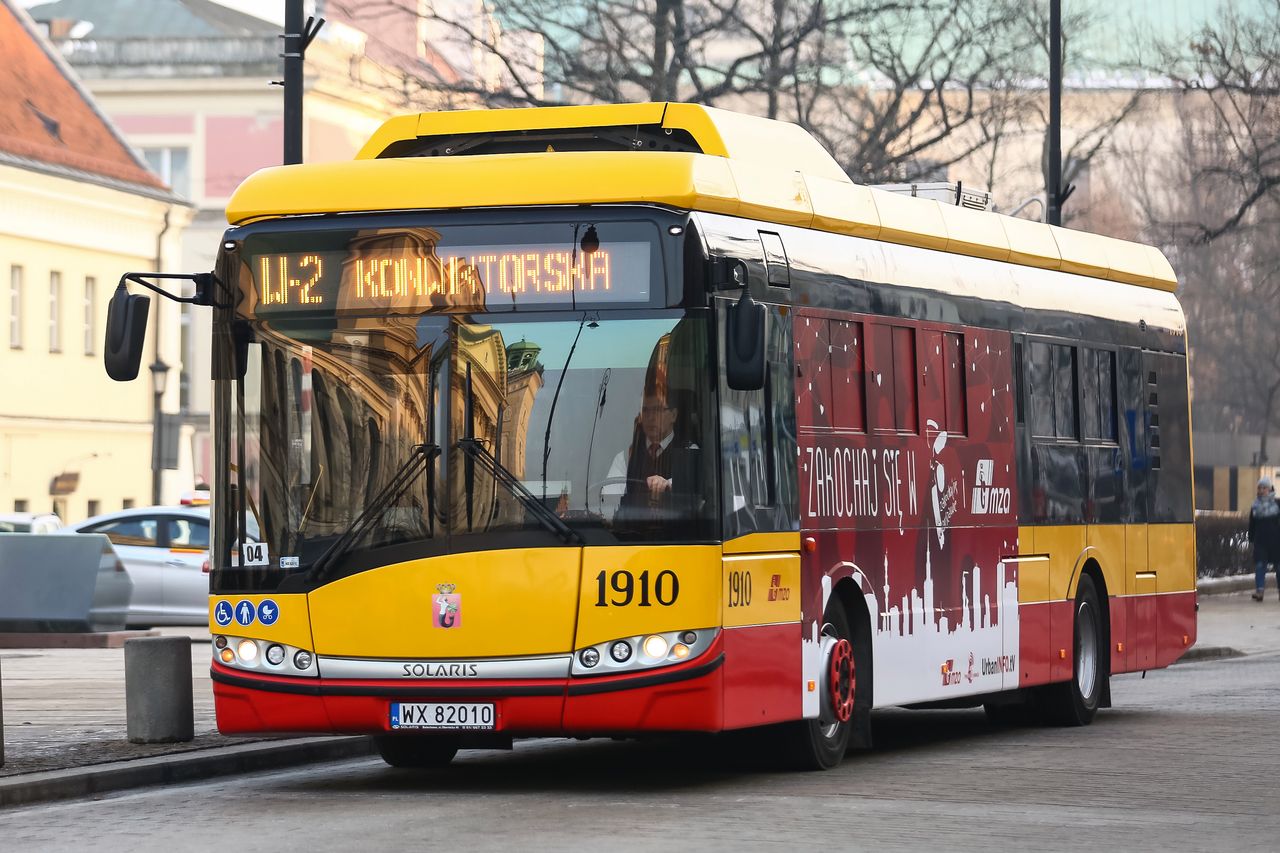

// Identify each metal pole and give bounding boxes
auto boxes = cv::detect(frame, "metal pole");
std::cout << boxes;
[151,387,163,505]
[284,0,304,165]
[1,656,6,768]
[1047,0,1063,226]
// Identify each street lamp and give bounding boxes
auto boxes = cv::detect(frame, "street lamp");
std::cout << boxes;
[150,359,170,505]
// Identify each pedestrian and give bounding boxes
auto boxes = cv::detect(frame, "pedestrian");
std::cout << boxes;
[1247,477,1280,601]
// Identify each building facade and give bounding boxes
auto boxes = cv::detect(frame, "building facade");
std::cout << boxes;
[28,0,512,484]
[0,0,189,521]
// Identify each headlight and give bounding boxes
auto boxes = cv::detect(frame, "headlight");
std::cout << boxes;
[265,644,286,666]
[571,629,718,676]
[237,639,259,662]
[641,634,669,659]
[293,650,314,670]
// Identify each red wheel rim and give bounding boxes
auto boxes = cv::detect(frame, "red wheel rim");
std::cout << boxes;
[828,638,854,723]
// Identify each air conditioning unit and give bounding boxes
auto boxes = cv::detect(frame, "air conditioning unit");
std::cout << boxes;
[873,181,993,212]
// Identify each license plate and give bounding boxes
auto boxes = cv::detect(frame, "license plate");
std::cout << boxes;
[390,702,495,730]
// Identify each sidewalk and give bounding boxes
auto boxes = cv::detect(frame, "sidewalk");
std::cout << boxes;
[0,627,373,805]
[2,585,1280,806]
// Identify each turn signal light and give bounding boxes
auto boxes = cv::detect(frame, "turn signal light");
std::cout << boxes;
[672,643,690,660]
[219,648,235,664]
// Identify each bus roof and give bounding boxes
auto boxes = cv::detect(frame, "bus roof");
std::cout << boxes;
[225,102,1177,293]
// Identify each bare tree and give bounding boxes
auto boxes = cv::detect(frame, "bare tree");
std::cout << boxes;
[329,1,1069,183]
[1117,2,1280,454]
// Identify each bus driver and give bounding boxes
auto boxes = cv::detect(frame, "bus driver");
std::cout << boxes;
[607,391,697,519]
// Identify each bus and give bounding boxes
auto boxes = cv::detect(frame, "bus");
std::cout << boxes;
[104,102,1195,771]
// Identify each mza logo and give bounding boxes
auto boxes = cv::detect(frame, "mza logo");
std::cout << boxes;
[432,583,461,629]
[971,459,1011,515]
[941,659,961,686]
[767,573,790,602]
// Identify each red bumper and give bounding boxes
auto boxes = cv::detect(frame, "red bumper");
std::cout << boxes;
[211,647,725,737]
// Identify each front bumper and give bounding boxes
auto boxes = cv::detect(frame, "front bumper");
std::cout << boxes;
[210,642,726,737]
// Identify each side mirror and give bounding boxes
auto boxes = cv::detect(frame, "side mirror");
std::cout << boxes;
[103,283,150,381]
[726,287,766,391]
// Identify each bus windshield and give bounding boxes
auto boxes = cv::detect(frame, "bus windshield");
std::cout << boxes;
[214,311,717,587]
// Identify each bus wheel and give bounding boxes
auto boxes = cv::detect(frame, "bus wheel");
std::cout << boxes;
[1038,574,1106,726]
[781,602,855,770]
[374,735,459,768]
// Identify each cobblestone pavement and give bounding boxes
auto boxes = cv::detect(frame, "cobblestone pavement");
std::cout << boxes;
[0,630,268,777]
[2,647,1278,852]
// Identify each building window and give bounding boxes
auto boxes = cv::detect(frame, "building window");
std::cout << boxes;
[9,265,21,349]
[141,147,190,198]
[122,498,136,509]
[14,499,28,513]
[84,276,96,355]
[87,499,100,518]
[49,270,61,352]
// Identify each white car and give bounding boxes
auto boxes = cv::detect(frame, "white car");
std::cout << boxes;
[65,506,256,627]
[0,512,63,534]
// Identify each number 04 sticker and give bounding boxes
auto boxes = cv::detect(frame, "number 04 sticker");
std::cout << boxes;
[241,542,268,566]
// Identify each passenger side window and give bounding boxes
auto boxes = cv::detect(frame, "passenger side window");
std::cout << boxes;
[942,332,967,435]
[168,518,210,549]
[92,517,159,547]
[868,324,918,433]
[1029,341,1078,440]
[1081,348,1117,442]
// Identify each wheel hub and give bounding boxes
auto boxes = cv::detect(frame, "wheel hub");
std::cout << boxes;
[818,627,855,727]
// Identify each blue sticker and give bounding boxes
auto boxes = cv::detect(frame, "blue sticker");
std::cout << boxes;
[234,599,256,626]
[257,599,280,626]
[213,600,234,627]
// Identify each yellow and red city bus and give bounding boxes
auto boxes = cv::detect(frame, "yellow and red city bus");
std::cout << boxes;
[118,103,1194,770]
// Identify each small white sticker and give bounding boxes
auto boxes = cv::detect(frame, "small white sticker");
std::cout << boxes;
[242,542,268,566]
[280,556,299,569]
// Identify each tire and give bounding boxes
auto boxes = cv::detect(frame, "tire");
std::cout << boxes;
[1036,573,1106,726]
[374,735,459,768]
[777,601,858,770]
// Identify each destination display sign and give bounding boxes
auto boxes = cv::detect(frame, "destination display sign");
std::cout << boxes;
[240,228,654,314]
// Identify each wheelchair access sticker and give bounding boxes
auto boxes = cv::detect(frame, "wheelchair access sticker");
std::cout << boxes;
[213,600,234,627]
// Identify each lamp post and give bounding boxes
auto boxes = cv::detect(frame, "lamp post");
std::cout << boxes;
[150,359,170,505]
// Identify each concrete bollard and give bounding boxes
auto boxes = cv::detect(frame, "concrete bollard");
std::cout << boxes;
[125,636,194,744]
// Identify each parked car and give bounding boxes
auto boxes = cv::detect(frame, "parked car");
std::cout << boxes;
[0,512,63,533]
[64,506,257,627]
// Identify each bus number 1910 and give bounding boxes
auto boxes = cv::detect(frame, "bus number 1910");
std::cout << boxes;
[595,570,679,607]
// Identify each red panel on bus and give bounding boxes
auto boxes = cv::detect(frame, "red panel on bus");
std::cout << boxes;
[795,309,1018,705]
[721,623,801,729]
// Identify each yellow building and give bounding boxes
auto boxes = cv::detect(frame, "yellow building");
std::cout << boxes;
[0,0,189,522]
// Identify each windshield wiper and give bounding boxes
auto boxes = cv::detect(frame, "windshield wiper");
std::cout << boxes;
[308,442,440,579]
[456,437,583,545]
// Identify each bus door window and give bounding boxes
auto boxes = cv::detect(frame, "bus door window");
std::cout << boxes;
[721,303,797,537]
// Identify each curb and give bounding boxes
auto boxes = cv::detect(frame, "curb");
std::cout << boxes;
[0,736,377,809]
[1174,645,1246,664]
[1197,575,1278,596]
